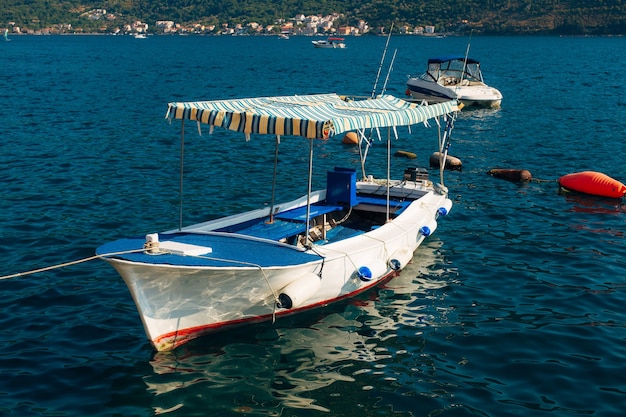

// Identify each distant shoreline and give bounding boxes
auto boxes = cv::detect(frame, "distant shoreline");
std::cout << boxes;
[5,32,624,37]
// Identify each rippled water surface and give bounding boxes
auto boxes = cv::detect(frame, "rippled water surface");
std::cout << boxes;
[1,35,625,416]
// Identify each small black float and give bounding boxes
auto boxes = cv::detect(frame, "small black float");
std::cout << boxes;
[429,152,462,170]
[488,168,533,182]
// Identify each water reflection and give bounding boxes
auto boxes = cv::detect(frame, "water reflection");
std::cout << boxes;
[562,192,625,215]
[144,239,455,416]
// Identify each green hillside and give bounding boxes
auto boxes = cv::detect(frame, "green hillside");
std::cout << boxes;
[2,0,626,35]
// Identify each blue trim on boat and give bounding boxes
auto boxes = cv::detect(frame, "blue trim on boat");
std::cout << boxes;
[96,232,321,268]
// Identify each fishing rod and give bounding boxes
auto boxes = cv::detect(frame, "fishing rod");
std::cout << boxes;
[370,22,394,98]
[380,48,397,96]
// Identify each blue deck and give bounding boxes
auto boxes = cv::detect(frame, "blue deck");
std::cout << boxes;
[96,232,322,268]
[231,203,345,241]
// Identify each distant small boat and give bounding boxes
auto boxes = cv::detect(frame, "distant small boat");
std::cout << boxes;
[312,37,346,49]
[406,55,502,108]
[278,32,290,40]
[4,28,10,42]
[134,33,147,39]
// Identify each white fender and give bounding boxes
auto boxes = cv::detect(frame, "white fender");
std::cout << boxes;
[277,273,321,309]
[388,247,414,271]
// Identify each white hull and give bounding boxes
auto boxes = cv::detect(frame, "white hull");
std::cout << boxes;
[407,78,502,108]
[453,84,502,108]
[312,38,346,48]
[101,181,451,351]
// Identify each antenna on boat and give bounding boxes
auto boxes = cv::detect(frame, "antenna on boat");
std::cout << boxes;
[459,30,473,86]
[371,22,394,98]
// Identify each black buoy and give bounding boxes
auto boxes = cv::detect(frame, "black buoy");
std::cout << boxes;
[430,152,462,170]
[488,168,532,182]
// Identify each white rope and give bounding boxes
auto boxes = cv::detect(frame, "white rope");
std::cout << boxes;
[0,248,147,281]
[1,248,284,322]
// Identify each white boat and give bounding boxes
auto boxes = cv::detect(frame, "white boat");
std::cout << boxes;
[134,33,147,39]
[406,55,502,108]
[4,28,10,42]
[96,93,459,352]
[312,37,346,48]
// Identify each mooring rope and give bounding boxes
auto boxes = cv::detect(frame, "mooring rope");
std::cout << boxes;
[0,248,147,281]
[1,248,285,322]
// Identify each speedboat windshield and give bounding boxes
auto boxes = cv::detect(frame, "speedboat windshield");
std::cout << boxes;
[421,57,484,83]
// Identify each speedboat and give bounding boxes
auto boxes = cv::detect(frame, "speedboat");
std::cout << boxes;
[312,37,346,48]
[96,93,459,351]
[406,55,502,108]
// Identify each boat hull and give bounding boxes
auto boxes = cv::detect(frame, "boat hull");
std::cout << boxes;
[407,78,501,108]
[406,78,457,103]
[98,186,452,351]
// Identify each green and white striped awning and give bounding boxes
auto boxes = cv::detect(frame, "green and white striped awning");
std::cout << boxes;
[166,93,458,140]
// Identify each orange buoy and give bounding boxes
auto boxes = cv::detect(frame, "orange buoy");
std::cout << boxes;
[429,152,462,170]
[342,131,358,144]
[488,168,532,182]
[558,171,626,199]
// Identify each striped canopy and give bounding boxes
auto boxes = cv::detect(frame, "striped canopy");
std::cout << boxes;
[166,93,458,140]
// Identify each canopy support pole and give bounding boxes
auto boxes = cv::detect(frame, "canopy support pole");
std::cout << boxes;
[386,126,391,222]
[178,119,185,231]
[305,139,314,245]
[267,135,280,224]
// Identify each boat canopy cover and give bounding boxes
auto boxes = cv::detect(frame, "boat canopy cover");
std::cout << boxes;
[166,94,457,140]
[428,56,480,65]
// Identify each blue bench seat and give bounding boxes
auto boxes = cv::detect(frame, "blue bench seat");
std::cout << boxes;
[275,204,344,222]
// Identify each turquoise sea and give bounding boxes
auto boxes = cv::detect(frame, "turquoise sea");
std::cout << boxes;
[1,34,625,416]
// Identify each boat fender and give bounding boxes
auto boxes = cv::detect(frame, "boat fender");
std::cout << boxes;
[388,247,414,271]
[430,152,462,170]
[342,131,358,144]
[558,171,626,199]
[488,168,532,182]
[356,261,388,282]
[437,198,453,216]
[394,150,417,159]
[277,273,321,309]
[419,220,438,237]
